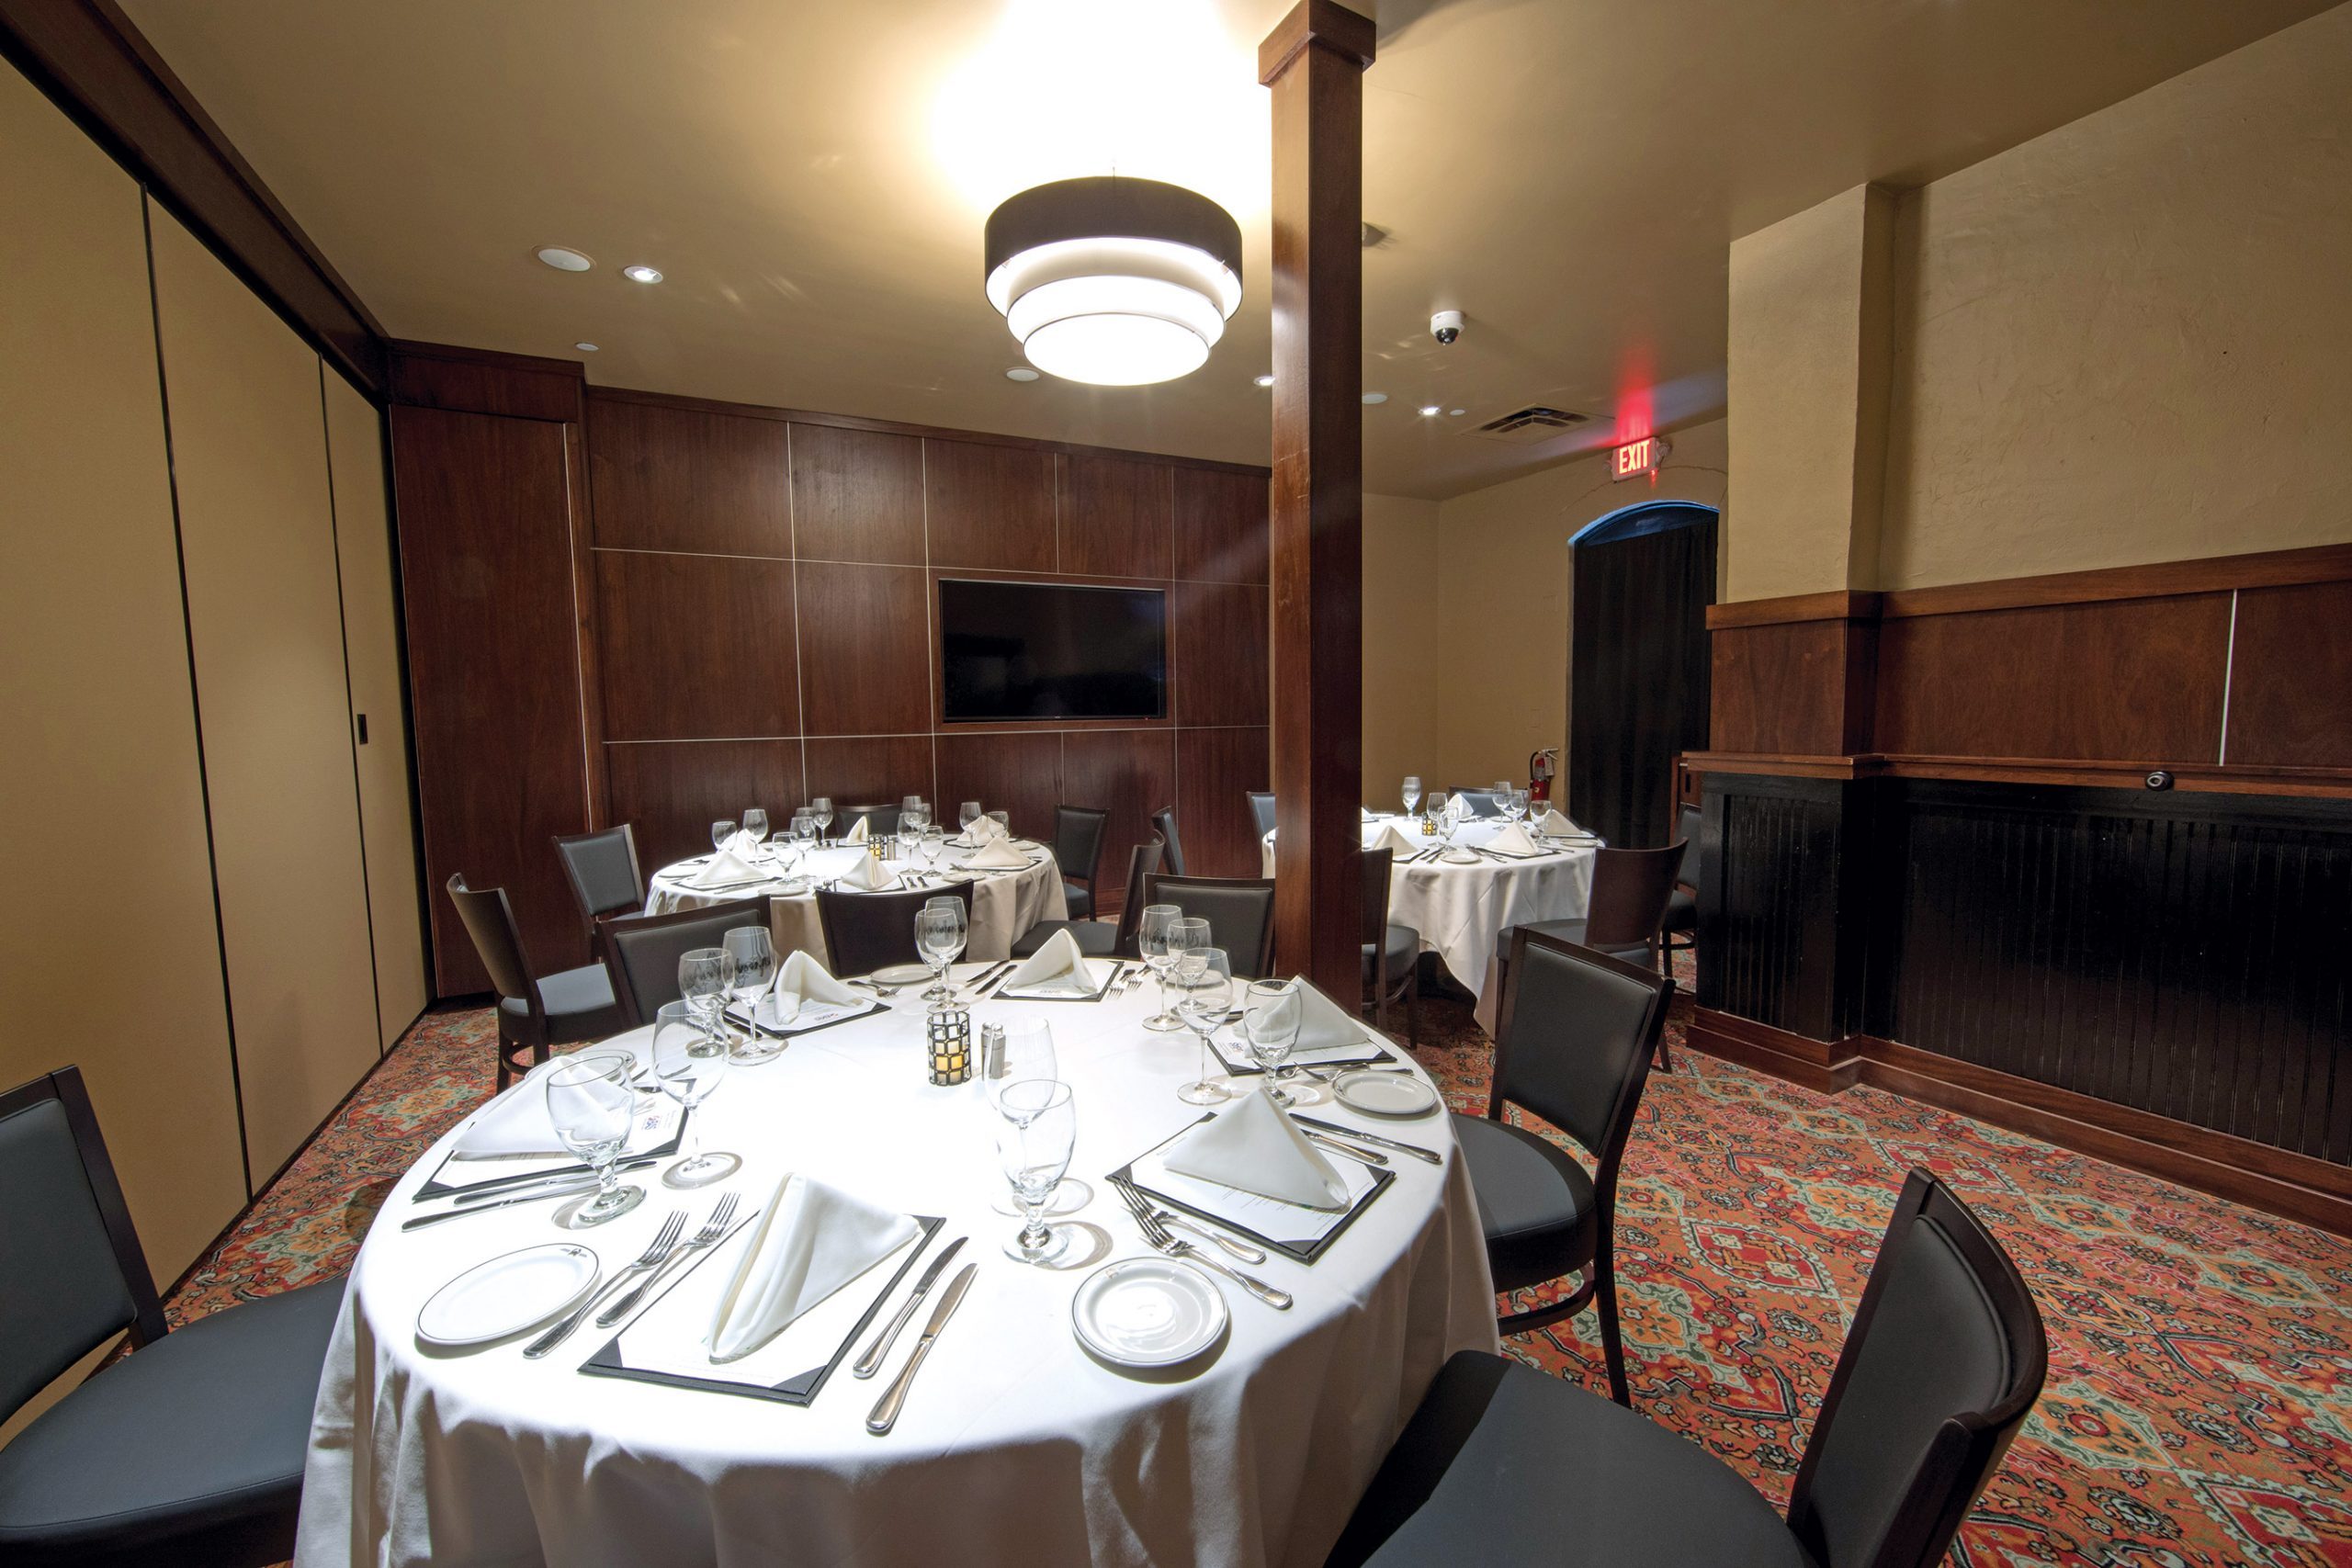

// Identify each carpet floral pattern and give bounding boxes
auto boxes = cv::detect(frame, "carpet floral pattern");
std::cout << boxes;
[169,979,2352,1566]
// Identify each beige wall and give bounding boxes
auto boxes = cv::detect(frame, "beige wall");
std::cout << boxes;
[1362,493,1443,803]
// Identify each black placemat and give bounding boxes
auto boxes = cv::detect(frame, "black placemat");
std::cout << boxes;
[414,1108,689,1201]
[1111,1116,1393,1265]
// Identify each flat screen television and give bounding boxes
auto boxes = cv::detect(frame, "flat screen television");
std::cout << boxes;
[938,579,1167,722]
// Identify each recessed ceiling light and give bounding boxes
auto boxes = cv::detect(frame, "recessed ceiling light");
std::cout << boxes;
[1253,374,1274,388]
[535,245,594,272]
[621,265,663,284]
[1362,392,1387,405]
[1449,408,1467,417]
[574,342,599,353]
[1004,367,1040,382]
[1419,404,1441,417]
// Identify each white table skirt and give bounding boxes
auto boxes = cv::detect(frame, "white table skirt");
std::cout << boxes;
[645,841,1068,965]
[296,963,1498,1568]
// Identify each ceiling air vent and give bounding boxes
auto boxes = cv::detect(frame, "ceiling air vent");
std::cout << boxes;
[1469,406,1591,445]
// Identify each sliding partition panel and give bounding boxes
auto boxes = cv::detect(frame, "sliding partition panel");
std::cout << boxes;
[0,64,244,1285]
[323,370,429,1048]
[149,208,381,1183]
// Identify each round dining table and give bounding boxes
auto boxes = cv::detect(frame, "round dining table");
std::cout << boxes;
[294,962,1498,1568]
[644,838,1068,965]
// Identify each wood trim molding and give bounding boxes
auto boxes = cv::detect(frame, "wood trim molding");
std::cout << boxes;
[1683,750,2352,799]
[0,0,388,394]
[1686,1008,1863,1091]
[1705,591,1880,630]
[1881,541,2352,618]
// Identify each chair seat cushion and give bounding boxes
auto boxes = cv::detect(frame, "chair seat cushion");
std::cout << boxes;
[1660,886,1696,935]
[1328,1350,1816,1568]
[1511,919,1653,967]
[1362,924,1419,984]
[1011,920,1118,958]
[1063,881,1094,920]
[1452,1111,1599,1294]
[499,962,620,1032]
[0,1277,346,1562]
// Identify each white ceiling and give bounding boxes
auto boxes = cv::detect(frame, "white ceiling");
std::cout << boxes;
[124,0,2335,499]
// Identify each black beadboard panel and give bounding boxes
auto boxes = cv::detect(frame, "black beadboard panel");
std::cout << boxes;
[1698,774,1857,1040]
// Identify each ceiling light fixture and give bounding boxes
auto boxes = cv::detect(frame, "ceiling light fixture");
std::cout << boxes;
[1254,374,1275,388]
[1363,392,1387,405]
[536,246,594,272]
[1004,367,1041,382]
[1449,408,1467,417]
[1419,404,1441,417]
[621,265,663,284]
[984,176,1240,386]
[574,342,599,353]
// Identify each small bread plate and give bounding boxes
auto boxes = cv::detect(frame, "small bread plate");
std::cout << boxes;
[417,1243,599,1348]
[1071,1258,1228,1369]
[1332,1069,1439,1118]
[1439,847,1480,865]
[872,963,934,988]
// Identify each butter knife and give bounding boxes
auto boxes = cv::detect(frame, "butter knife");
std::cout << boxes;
[866,1262,977,1435]
[852,1235,967,1379]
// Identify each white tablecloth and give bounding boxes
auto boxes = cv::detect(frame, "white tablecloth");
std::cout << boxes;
[296,963,1498,1568]
[645,841,1067,965]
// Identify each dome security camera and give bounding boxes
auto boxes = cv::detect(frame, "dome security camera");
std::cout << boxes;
[1430,310,1464,345]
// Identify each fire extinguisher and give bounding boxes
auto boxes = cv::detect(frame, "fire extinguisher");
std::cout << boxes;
[1529,748,1557,804]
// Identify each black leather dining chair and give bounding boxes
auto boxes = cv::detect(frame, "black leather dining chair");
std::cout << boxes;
[1325,1168,2049,1568]
[839,804,900,840]
[1247,791,1277,840]
[1660,802,1702,976]
[1013,840,1163,960]
[446,874,628,1088]
[815,883,975,977]
[1049,805,1112,919]
[1361,847,1419,1043]
[0,1066,347,1568]
[1140,873,1277,978]
[1149,806,1187,876]
[1446,787,1505,818]
[1498,839,1687,1069]
[603,898,769,1024]
[551,824,645,954]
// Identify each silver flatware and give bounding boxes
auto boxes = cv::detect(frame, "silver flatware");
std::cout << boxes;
[1127,1203,1292,1309]
[523,1210,684,1359]
[401,1180,617,1229]
[595,1192,741,1327]
[866,1261,978,1435]
[1304,1129,1389,1167]
[1111,1176,1266,1264]
[447,1156,658,1205]
[854,1235,968,1378]
[976,965,1017,998]
[1291,1114,1442,1164]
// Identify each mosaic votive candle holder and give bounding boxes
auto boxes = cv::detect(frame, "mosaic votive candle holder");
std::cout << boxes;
[928,1004,972,1086]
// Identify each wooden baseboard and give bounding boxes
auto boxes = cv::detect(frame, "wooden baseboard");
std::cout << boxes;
[1684,1009,2352,1236]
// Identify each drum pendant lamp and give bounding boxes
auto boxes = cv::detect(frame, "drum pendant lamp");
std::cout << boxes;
[983,176,1243,386]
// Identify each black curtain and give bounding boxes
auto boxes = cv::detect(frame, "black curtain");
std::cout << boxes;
[1568,510,1715,850]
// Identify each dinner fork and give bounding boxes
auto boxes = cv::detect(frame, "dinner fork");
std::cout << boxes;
[1120,1191,1292,1308]
[594,1192,741,1326]
[525,1210,684,1359]
[1109,1176,1266,1264]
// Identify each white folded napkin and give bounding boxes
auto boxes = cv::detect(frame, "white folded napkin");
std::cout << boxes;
[837,852,895,891]
[1361,807,1375,821]
[453,1050,641,1157]
[1487,822,1542,856]
[772,950,858,1009]
[707,1172,919,1362]
[967,814,1009,844]
[1368,821,1420,858]
[690,848,763,889]
[1286,977,1372,1052]
[842,817,869,844]
[1534,807,1590,838]
[967,837,1030,870]
[1003,928,1097,994]
[729,829,765,856]
[1164,1088,1347,1209]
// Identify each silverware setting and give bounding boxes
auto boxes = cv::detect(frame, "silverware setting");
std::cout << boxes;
[854,1234,969,1378]
[1122,1192,1292,1309]
[1290,1114,1442,1165]
[866,1261,978,1435]
[594,1192,741,1327]
[524,1209,685,1359]
[1109,1175,1266,1264]
[1304,1128,1388,1166]
[449,1157,660,1206]
[402,1174,646,1230]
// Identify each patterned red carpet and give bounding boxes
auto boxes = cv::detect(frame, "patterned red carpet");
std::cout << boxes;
[169,984,2352,1566]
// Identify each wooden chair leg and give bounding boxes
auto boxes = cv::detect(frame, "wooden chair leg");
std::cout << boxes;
[1596,1245,1631,1407]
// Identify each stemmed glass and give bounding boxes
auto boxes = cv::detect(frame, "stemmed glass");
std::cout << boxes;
[722,925,780,1063]
[651,1001,740,1187]
[811,796,834,847]
[1244,977,1306,1106]
[678,946,735,1042]
[897,815,922,871]
[1173,942,1234,1107]
[1402,775,1422,819]
[1494,781,1513,813]
[919,826,945,876]
[901,795,926,829]
[916,898,967,999]
[711,819,736,856]
[544,1055,645,1226]
[958,800,983,840]
[987,809,1012,841]
[741,807,768,850]
[993,1078,1077,1267]
[1136,903,1184,1032]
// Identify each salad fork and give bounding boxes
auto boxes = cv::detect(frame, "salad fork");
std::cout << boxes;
[1109,1175,1266,1263]
[525,1210,684,1358]
[1118,1189,1291,1308]
[595,1192,741,1326]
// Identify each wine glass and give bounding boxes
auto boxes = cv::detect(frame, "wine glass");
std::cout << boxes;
[915,899,967,999]
[987,809,1012,842]
[1136,903,1183,1032]
[907,800,931,833]
[1402,775,1422,818]
[710,819,736,856]
[1244,978,1306,1107]
[897,815,921,868]
[678,946,735,1042]
[984,1017,1057,1111]
[959,800,983,840]
[544,1055,645,1226]
[901,795,925,825]
[811,796,834,847]
[741,807,768,849]
[994,1078,1077,1266]
[722,925,779,1063]
[919,826,945,874]
[1173,944,1234,1107]
[651,1002,741,1188]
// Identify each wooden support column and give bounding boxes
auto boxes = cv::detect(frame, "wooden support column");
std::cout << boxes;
[1261,1,1374,998]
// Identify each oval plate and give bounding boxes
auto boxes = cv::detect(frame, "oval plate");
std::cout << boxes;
[1333,1070,1439,1118]
[1071,1258,1228,1369]
[872,963,933,987]
[417,1243,598,1348]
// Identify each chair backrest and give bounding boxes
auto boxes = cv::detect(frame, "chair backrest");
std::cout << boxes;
[1141,874,1277,978]
[1487,930,1670,1176]
[552,824,646,936]
[1675,803,1702,890]
[1583,841,1687,948]
[816,882,975,977]
[1150,806,1187,876]
[1785,1169,2050,1568]
[842,804,900,840]
[1051,805,1111,889]
[1447,787,1504,818]
[1247,791,1277,840]
[447,874,536,1012]
[0,1066,165,1423]
[1110,839,1167,956]
[1360,846,1394,946]
[605,897,769,1023]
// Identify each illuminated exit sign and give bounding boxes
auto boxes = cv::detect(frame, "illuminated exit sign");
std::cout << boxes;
[1611,434,1670,480]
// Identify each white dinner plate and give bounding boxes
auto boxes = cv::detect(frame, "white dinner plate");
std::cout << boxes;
[1439,848,1480,865]
[416,1243,599,1348]
[873,963,933,987]
[1071,1258,1228,1368]
[1332,1070,1440,1118]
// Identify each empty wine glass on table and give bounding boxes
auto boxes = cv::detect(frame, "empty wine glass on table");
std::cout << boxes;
[901,795,925,827]
[1243,978,1306,1107]
[544,1055,645,1227]
[985,1017,1088,1217]
[897,816,922,869]
[722,925,780,1063]
[994,1078,1078,1267]
[1402,775,1422,818]
[741,807,768,850]
[810,796,834,847]
[1136,903,1184,1032]
[958,800,983,840]
[919,826,945,875]
[678,946,735,1043]
[711,819,736,856]
[987,810,1012,840]
[1173,942,1234,1107]
[651,1001,740,1188]
[915,898,967,999]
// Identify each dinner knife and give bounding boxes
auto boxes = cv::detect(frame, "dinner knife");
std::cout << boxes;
[1303,1129,1389,1167]
[1290,1114,1442,1165]
[401,1180,602,1229]
[852,1235,968,1379]
[866,1262,977,1435]
[447,1156,659,1204]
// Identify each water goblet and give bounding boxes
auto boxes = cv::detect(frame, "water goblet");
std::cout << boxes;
[993,1078,1077,1267]
[1173,944,1234,1107]
[959,800,983,839]
[897,816,921,868]
[741,807,768,848]
[1402,775,1422,818]
[678,946,735,1042]
[1243,977,1306,1107]
[811,796,834,847]
[711,818,736,855]
[986,809,1011,840]
[722,925,780,1063]
[1136,903,1184,1032]
[544,1055,645,1226]
[651,1001,741,1188]
[915,899,967,999]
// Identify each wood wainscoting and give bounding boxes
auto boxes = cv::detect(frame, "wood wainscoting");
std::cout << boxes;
[388,346,1272,994]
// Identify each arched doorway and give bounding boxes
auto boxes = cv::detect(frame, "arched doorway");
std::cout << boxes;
[1567,501,1717,851]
